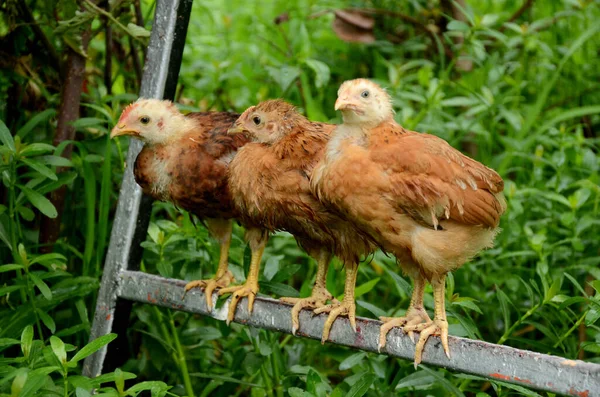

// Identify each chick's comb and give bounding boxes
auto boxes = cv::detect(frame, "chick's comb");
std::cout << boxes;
[118,103,138,124]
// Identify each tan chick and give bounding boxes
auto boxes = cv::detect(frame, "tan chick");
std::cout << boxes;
[311,79,506,365]
[110,99,250,311]
[227,100,375,340]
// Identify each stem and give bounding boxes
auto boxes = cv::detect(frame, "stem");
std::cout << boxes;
[83,0,144,43]
[7,163,28,304]
[497,302,541,345]
[168,312,195,397]
[554,311,587,349]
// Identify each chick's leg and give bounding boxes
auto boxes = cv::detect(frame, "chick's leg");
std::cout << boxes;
[314,261,358,343]
[184,218,235,312]
[219,228,268,325]
[403,273,450,366]
[280,249,337,335]
[378,273,431,351]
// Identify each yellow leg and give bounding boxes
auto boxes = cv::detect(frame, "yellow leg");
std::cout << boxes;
[219,228,267,325]
[403,273,450,366]
[280,249,337,335]
[378,273,431,351]
[184,219,235,312]
[314,261,358,343]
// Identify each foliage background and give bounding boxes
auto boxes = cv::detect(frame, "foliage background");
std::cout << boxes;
[0,0,599,396]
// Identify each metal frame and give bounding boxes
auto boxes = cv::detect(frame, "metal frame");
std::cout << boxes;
[82,0,193,377]
[83,0,600,395]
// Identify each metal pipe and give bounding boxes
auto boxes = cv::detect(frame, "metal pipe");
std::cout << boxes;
[82,0,194,378]
[119,270,600,397]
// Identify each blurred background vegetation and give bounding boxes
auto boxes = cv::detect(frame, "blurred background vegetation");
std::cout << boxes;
[1,0,599,395]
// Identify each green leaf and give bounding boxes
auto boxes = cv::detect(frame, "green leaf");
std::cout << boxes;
[75,387,93,397]
[19,143,55,157]
[260,281,299,297]
[37,309,56,333]
[354,278,380,298]
[29,273,52,300]
[346,373,375,397]
[50,336,67,364]
[0,119,15,152]
[520,23,600,139]
[496,288,513,335]
[0,264,24,273]
[21,325,33,358]
[71,117,107,129]
[126,22,151,38]
[16,109,57,139]
[451,297,483,314]
[0,338,20,350]
[447,20,470,32]
[19,185,57,218]
[266,65,301,93]
[304,59,330,89]
[0,285,24,297]
[70,333,117,364]
[38,155,73,167]
[126,381,170,394]
[30,252,67,266]
[288,387,315,397]
[0,220,11,250]
[115,368,125,393]
[242,352,264,375]
[21,158,58,181]
[339,352,366,370]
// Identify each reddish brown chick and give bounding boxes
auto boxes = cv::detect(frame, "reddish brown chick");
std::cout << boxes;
[111,99,248,311]
[312,79,506,365]
[227,100,376,340]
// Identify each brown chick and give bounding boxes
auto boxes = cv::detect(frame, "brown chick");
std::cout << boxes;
[110,99,249,312]
[312,79,506,365]
[227,100,375,340]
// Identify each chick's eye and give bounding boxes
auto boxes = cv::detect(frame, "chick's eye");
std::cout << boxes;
[140,116,150,124]
[361,90,370,98]
[252,116,261,125]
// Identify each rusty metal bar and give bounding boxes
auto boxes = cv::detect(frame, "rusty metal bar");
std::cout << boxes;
[82,0,194,378]
[119,270,600,397]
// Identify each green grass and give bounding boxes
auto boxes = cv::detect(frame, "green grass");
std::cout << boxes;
[1,0,599,396]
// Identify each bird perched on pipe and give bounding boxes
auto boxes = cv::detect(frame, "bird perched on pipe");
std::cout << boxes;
[227,99,376,339]
[311,79,506,365]
[110,99,249,311]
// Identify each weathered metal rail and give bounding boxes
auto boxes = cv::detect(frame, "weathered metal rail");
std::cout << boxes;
[82,0,600,395]
[118,270,600,397]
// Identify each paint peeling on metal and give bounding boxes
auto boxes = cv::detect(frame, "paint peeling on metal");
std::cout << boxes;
[569,388,590,397]
[117,270,600,397]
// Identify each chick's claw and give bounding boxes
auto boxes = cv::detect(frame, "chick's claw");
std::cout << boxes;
[184,270,235,312]
[404,318,450,366]
[219,281,259,325]
[314,299,356,344]
[281,287,338,335]
[378,308,432,351]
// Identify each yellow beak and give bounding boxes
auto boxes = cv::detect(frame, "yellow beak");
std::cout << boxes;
[110,124,139,139]
[335,97,362,114]
[227,125,245,135]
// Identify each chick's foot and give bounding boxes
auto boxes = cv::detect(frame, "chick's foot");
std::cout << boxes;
[218,279,259,325]
[314,297,356,344]
[281,286,339,336]
[378,306,431,351]
[184,270,235,312]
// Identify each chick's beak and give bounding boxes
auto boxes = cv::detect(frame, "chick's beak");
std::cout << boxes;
[334,97,361,113]
[110,124,139,139]
[227,124,245,135]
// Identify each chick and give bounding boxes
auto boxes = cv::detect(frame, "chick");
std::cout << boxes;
[312,79,506,364]
[111,99,249,311]
[227,100,375,340]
